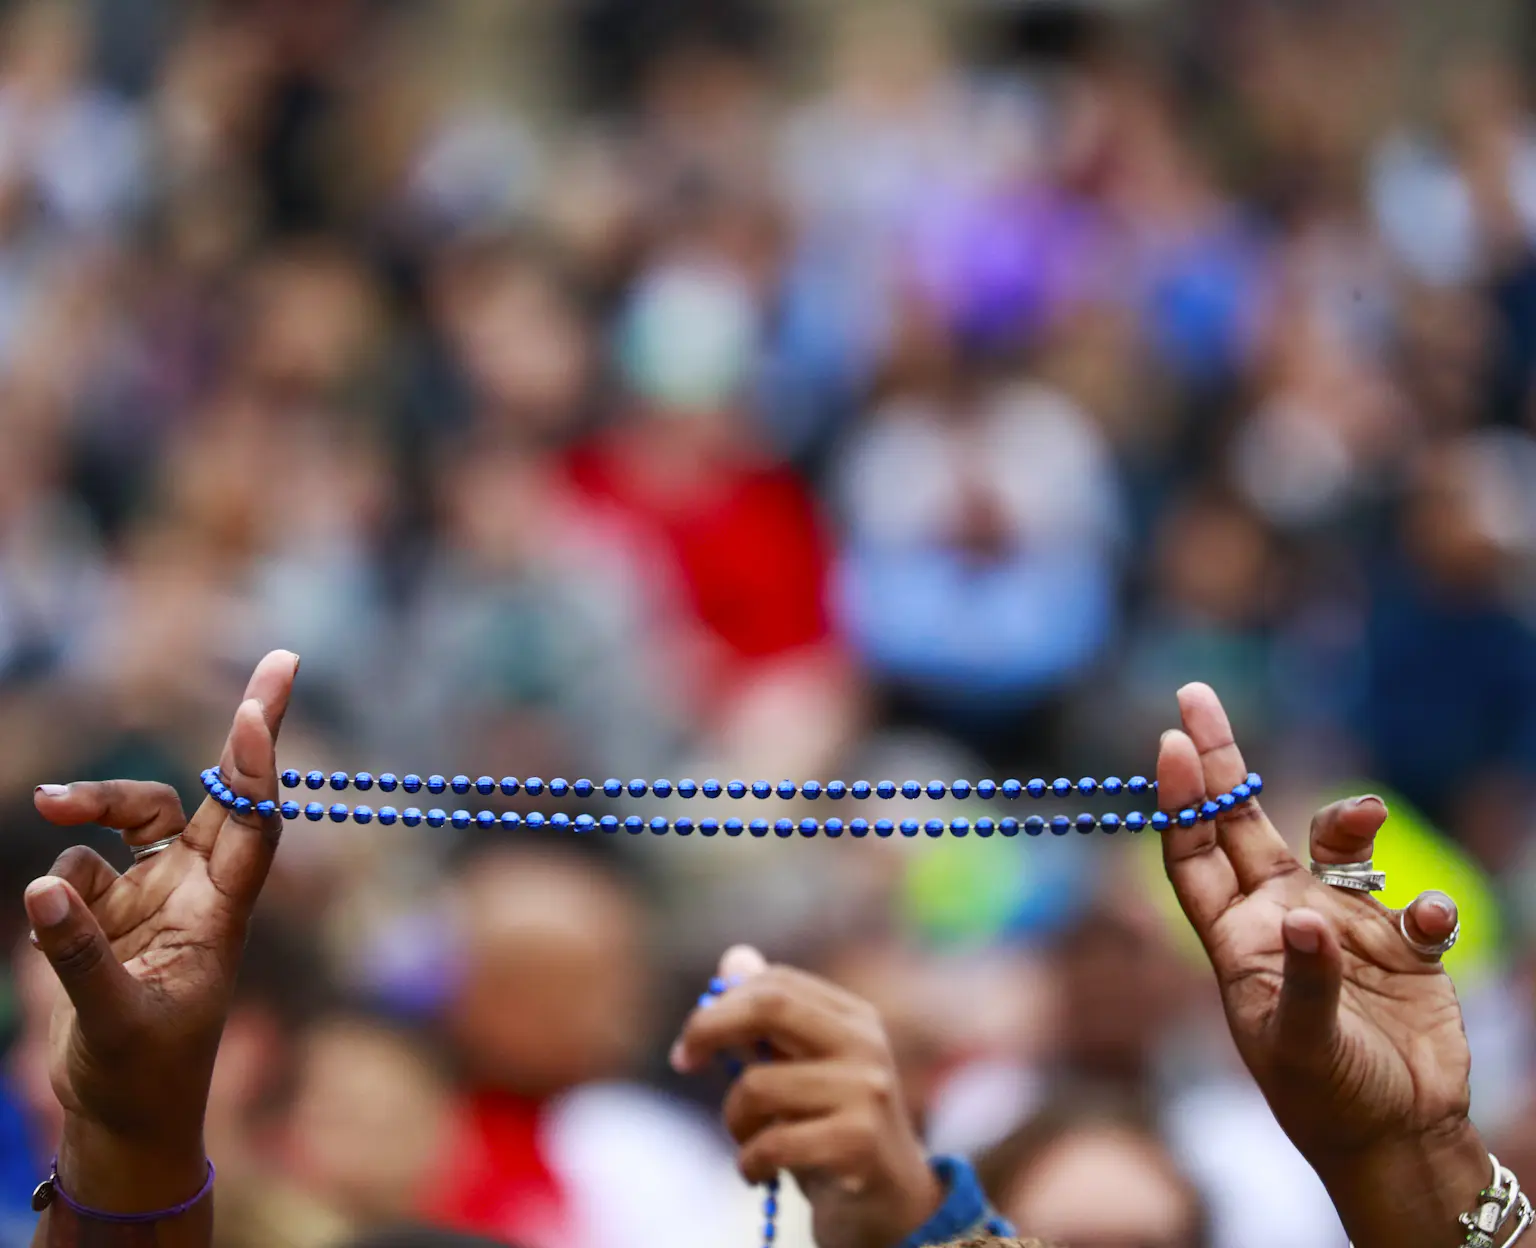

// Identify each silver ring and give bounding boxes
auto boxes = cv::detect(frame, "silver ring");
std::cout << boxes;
[130,833,183,864]
[1310,859,1386,893]
[1400,908,1460,960]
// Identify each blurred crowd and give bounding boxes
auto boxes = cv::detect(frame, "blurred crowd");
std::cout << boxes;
[2,0,1536,1245]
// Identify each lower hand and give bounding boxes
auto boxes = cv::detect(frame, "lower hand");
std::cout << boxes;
[671,946,942,1248]
[27,650,299,1215]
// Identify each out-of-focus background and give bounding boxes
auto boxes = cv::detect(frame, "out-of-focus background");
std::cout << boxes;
[0,0,1535,1245]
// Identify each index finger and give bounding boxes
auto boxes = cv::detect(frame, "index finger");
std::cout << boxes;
[671,967,880,1074]
[34,780,185,848]
[1176,683,1295,890]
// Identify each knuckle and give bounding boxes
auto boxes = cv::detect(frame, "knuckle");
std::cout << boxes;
[859,1064,896,1105]
[751,981,792,1026]
[48,930,105,982]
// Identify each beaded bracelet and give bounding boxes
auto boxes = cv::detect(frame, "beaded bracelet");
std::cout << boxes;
[199,769,1263,837]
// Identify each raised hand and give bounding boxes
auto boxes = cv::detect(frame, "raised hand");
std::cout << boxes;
[1159,683,1492,1248]
[26,649,299,1233]
[671,946,943,1248]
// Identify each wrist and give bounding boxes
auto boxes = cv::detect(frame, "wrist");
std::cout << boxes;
[57,1116,209,1215]
[1314,1118,1493,1248]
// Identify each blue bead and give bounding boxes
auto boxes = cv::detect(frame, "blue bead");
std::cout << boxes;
[353,805,374,824]
[1077,777,1097,795]
[524,777,545,796]
[703,779,723,798]
[976,779,996,799]
[1004,779,1024,799]
[306,771,325,790]
[255,799,276,818]
[1178,808,1199,828]
[749,820,769,838]
[949,818,969,836]
[1076,813,1097,833]
[476,810,497,829]
[402,775,422,793]
[550,813,571,830]
[776,780,797,800]
[675,817,693,836]
[329,803,349,823]
[875,819,894,837]
[802,780,822,800]
[764,1196,778,1216]
[700,818,719,836]
[1001,817,1021,837]
[900,819,920,837]
[728,780,748,799]
[926,781,946,800]
[574,779,595,798]
[378,773,399,792]
[402,808,423,827]
[951,779,972,799]
[1199,800,1221,822]
[425,808,447,827]
[603,779,622,797]
[1125,812,1146,831]
[1101,813,1120,833]
[625,816,644,833]
[450,810,471,829]
[1051,778,1072,797]
[754,781,774,800]
[501,812,521,829]
[653,779,673,798]
[876,780,896,799]
[329,772,349,791]
[281,769,301,788]
[1024,816,1045,835]
[378,806,398,825]
[724,818,744,836]
[1050,815,1071,835]
[525,812,545,829]
[233,796,253,816]
[924,819,945,837]
[426,775,446,794]
[1231,782,1251,802]
[975,817,995,837]
[477,776,497,795]
[774,819,794,838]
[1026,778,1046,798]
[543,778,566,797]
[851,780,872,799]
[1247,772,1263,795]
[575,814,595,832]
[676,779,697,798]
[354,773,375,791]
[1127,776,1149,795]
[600,815,619,833]
[764,1225,776,1242]
[850,818,869,837]
[280,800,301,820]
[1150,811,1171,832]
[825,780,844,799]
[1103,776,1123,795]
[708,977,727,996]
[901,780,921,799]
[304,802,324,821]
[1217,792,1236,812]
[800,818,819,837]
[448,776,469,795]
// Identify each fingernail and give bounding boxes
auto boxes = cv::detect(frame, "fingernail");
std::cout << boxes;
[25,878,69,928]
[1286,921,1320,954]
[1422,893,1454,922]
[35,785,67,798]
[1350,795,1386,812]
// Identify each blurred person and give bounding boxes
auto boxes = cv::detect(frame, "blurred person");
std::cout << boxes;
[424,842,741,1248]
[974,1094,1209,1248]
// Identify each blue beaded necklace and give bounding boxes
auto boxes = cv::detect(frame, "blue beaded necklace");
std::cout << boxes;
[198,762,1261,1248]
[200,768,1263,838]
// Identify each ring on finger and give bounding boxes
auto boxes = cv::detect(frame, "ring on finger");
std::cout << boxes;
[1400,908,1459,960]
[1309,859,1386,894]
[131,833,183,864]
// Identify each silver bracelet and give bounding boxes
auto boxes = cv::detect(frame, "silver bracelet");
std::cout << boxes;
[1347,1153,1532,1248]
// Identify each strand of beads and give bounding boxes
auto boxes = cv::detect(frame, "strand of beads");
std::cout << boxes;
[698,977,779,1248]
[200,769,1263,835]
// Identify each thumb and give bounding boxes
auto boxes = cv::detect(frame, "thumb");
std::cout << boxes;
[718,943,769,984]
[1273,908,1343,1063]
[25,876,138,1049]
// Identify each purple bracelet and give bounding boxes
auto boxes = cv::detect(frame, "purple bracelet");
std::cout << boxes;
[32,1158,215,1222]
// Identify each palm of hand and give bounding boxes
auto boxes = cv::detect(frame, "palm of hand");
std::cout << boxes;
[1209,870,1470,1155]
